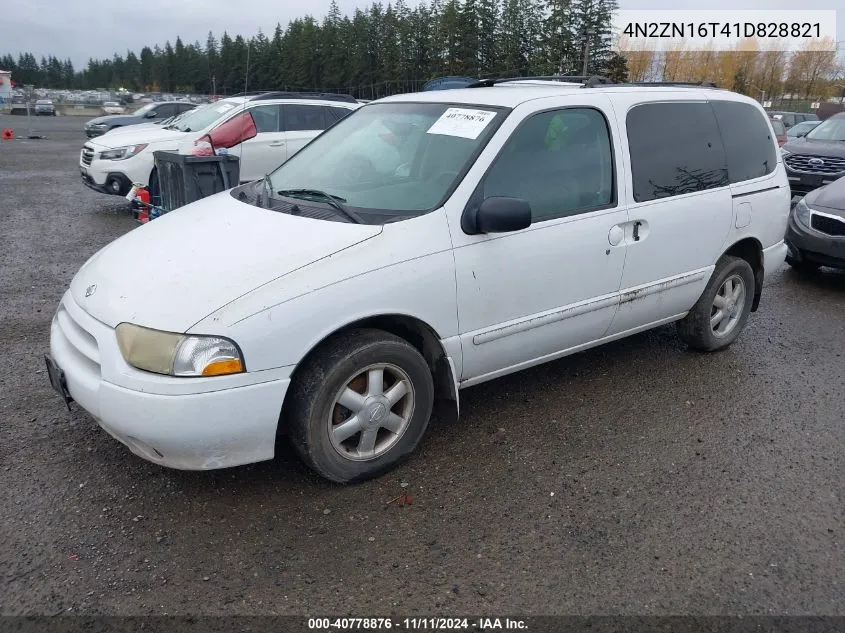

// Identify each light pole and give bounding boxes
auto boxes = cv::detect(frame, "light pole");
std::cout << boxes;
[750,84,765,104]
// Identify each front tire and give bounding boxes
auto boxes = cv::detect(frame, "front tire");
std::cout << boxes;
[286,329,435,483]
[677,255,755,352]
[148,168,161,208]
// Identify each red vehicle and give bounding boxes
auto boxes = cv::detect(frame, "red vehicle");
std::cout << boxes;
[770,117,787,146]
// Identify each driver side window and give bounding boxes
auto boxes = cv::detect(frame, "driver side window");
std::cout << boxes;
[482,108,615,222]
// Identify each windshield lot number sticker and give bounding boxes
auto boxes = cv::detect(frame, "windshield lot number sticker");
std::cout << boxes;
[427,108,497,139]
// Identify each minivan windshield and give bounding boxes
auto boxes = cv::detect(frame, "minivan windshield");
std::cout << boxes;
[268,102,507,215]
[805,116,845,142]
[166,100,241,132]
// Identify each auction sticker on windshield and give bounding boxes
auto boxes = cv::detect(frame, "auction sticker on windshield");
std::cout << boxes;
[427,108,497,139]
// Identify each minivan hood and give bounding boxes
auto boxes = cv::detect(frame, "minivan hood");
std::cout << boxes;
[69,192,383,332]
[782,137,845,157]
[86,126,185,149]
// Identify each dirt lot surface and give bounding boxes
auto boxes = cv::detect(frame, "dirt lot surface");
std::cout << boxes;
[1,116,844,618]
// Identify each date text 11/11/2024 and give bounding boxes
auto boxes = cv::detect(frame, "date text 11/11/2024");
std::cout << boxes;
[307,617,529,630]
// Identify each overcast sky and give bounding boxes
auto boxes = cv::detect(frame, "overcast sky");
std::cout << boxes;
[0,0,842,69]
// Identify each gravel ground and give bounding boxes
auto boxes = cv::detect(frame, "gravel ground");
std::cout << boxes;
[1,116,844,617]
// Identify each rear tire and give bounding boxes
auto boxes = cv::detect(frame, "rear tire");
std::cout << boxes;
[286,329,435,483]
[677,255,755,352]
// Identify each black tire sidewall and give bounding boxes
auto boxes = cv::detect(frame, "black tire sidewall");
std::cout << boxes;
[700,258,755,350]
[293,335,434,483]
[679,256,755,351]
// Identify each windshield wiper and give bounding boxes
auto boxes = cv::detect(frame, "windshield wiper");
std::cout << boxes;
[276,188,362,223]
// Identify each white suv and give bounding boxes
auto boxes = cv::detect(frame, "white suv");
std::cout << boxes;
[78,92,360,199]
[50,79,790,482]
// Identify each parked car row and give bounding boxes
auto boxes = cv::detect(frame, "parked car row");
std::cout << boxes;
[78,92,359,197]
[85,101,197,137]
[767,110,819,129]
[56,80,818,484]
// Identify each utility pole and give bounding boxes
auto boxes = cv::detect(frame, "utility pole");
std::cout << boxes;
[582,29,594,76]
[211,75,216,99]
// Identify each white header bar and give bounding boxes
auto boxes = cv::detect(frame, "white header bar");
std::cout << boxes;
[613,10,838,52]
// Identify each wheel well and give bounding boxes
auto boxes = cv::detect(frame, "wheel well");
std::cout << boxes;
[290,315,458,408]
[724,238,763,311]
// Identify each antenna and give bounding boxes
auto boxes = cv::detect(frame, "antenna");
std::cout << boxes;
[237,39,251,185]
[244,40,250,95]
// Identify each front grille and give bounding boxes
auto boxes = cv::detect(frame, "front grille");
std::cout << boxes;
[785,154,845,175]
[56,301,101,374]
[81,146,94,166]
[811,213,845,237]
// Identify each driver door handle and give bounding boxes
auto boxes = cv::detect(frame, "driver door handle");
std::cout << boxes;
[269,141,285,147]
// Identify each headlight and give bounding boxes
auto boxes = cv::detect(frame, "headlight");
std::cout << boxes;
[115,323,245,377]
[100,144,148,160]
[91,123,109,129]
[793,198,812,227]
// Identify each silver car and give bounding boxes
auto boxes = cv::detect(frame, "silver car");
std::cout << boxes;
[34,99,56,116]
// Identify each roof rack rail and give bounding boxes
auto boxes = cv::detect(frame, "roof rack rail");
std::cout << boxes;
[604,81,720,88]
[467,75,612,88]
[248,91,357,103]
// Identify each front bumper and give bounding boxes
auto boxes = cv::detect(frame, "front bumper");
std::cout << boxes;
[784,213,845,269]
[80,169,132,196]
[785,166,845,196]
[48,291,291,470]
[85,128,108,138]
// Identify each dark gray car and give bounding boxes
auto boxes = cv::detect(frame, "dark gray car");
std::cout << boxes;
[84,101,196,138]
[786,176,845,271]
[780,112,845,196]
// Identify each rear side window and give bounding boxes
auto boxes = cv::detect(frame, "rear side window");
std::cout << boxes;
[626,102,729,203]
[710,101,777,183]
[284,104,326,132]
[249,104,282,133]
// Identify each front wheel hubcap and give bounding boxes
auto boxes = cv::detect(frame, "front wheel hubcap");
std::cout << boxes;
[710,274,746,337]
[328,363,415,461]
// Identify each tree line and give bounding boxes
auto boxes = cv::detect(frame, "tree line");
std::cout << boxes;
[2,0,623,97]
[621,38,844,101]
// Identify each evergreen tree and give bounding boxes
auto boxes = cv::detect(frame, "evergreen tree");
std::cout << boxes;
[476,0,500,76]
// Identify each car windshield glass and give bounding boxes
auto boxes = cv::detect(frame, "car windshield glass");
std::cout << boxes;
[805,117,845,141]
[168,100,240,132]
[134,103,156,116]
[268,102,507,215]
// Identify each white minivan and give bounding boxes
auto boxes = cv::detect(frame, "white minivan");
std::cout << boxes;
[49,79,790,482]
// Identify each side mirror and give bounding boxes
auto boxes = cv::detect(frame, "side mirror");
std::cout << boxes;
[462,196,532,235]
[144,110,157,118]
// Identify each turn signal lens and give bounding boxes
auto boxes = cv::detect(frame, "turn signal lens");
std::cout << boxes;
[201,358,245,376]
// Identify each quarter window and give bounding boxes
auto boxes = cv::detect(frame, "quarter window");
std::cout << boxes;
[481,108,615,221]
[325,106,353,124]
[627,102,729,203]
[710,100,777,183]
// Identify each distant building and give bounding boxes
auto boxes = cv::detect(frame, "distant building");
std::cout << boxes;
[0,70,12,107]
